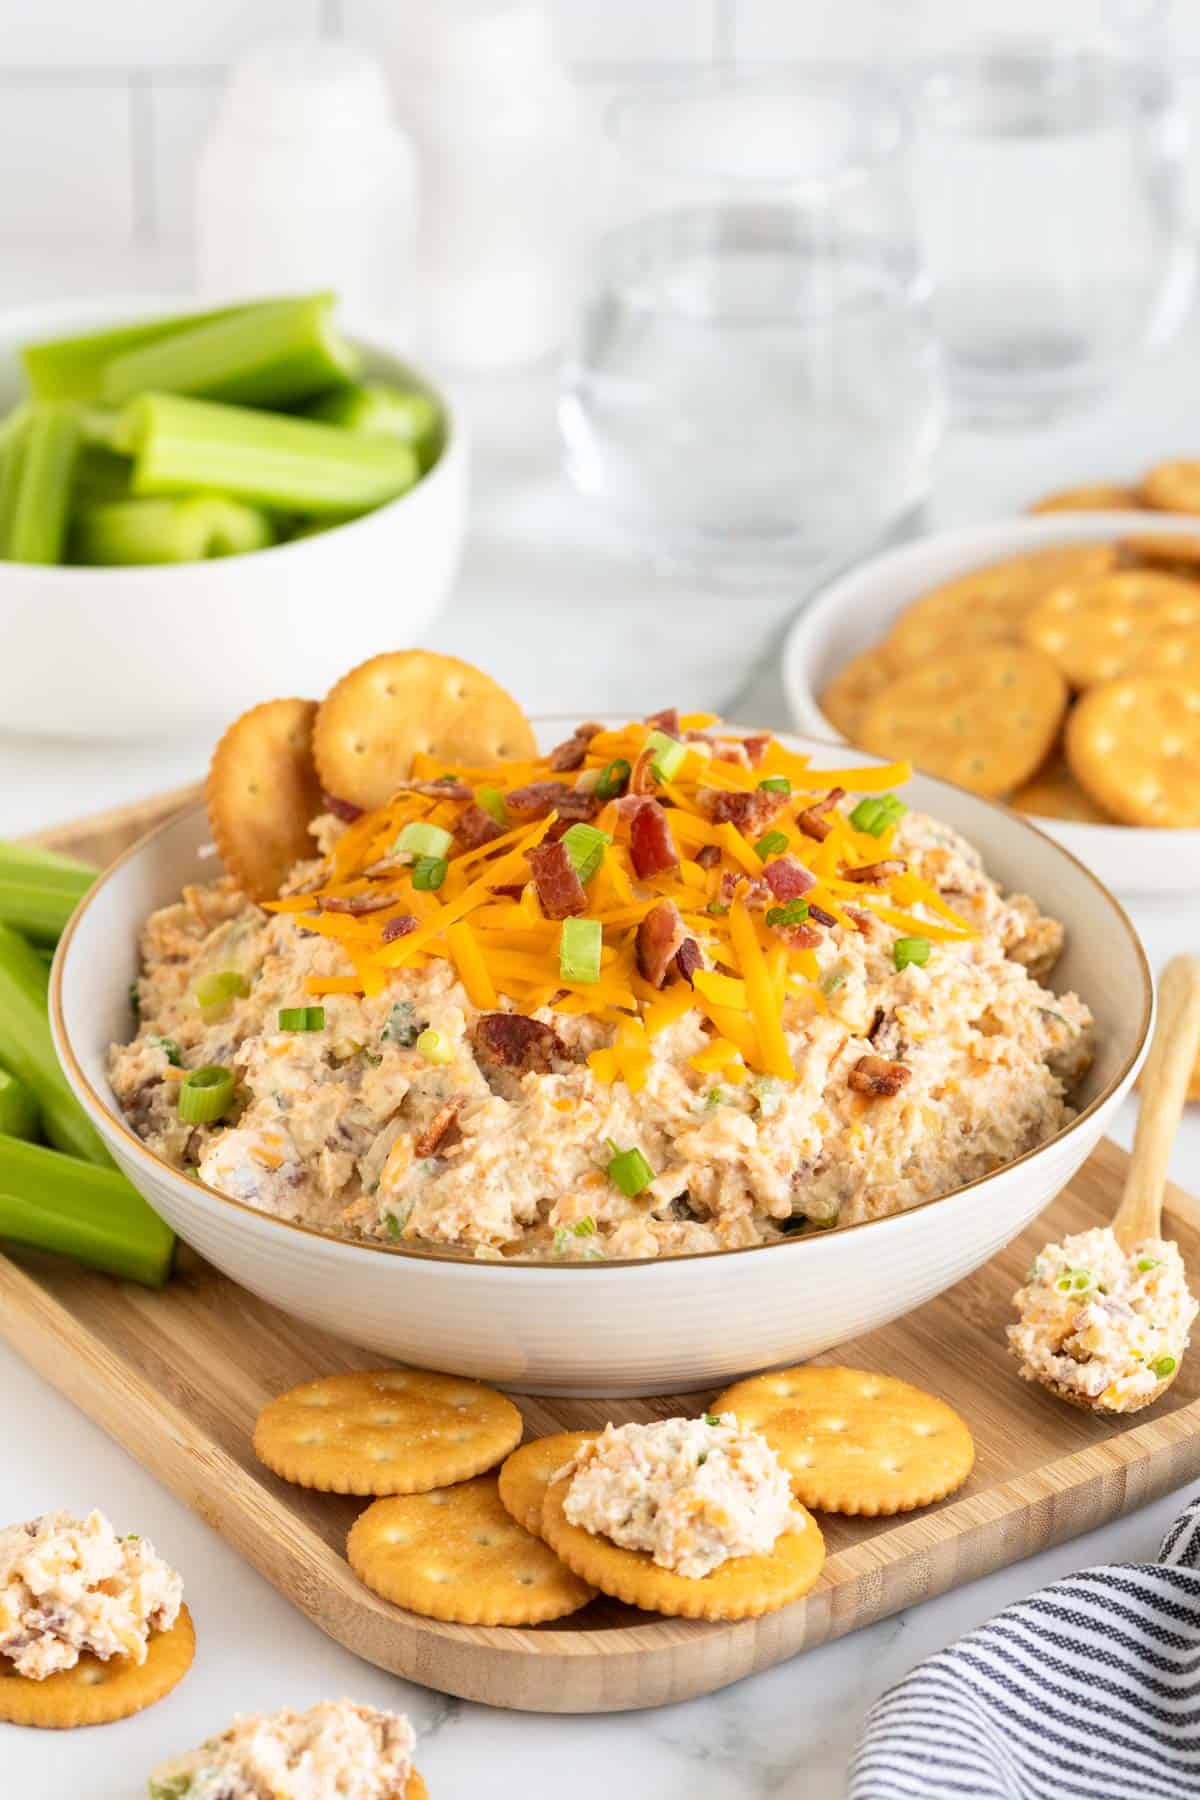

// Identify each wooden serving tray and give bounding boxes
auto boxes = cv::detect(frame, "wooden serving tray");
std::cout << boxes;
[2,791,1197,1714]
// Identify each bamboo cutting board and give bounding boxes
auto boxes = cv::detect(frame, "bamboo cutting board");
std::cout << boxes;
[2,789,1198,1714]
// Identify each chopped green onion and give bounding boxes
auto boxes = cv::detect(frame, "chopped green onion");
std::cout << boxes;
[412,855,448,891]
[703,1413,721,1427]
[573,1215,597,1237]
[151,1036,182,1067]
[646,729,687,781]
[704,1087,726,1110]
[101,294,360,409]
[1054,1267,1093,1294]
[605,1142,654,1197]
[849,793,907,837]
[194,970,248,1009]
[893,936,931,972]
[595,759,631,801]
[754,830,788,861]
[766,898,809,929]
[706,899,730,917]
[0,1066,39,1141]
[820,967,847,996]
[1152,1355,1177,1379]
[416,1028,453,1064]
[382,1002,417,1047]
[177,1065,235,1124]
[477,786,508,827]
[1137,1257,1162,1272]
[560,917,602,985]
[278,1006,325,1032]
[758,776,791,794]
[395,821,453,860]
[561,823,610,886]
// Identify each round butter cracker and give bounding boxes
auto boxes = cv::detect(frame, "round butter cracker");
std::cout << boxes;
[1121,530,1200,570]
[1010,755,1113,824]
[716,1367,974,1516]
[498,1431,599,1538]
[314,650,537,812]
[540,1478,825,1620]
[0,1605,194,1729]
[1127,627,1200,688]
[818,646,893,743]
[348,1476,595,1625]
[253,1368,523,1497]
[206,697,323,902]
[1023,569,1200,689]
[1028,483,1144,515]
[1065,676,1200,828]
[883,544,1117,669]
[1142,460,1200,515]
[857,645,1067,797]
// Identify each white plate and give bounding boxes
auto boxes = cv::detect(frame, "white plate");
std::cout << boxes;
[782,510,1200,899]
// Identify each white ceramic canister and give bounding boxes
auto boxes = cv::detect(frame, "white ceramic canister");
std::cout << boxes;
[195,40,418,331]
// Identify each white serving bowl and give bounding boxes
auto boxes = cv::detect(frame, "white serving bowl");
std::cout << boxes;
[52,729,1151,1397]
[0,295,468,740]
[783,511,1200,899]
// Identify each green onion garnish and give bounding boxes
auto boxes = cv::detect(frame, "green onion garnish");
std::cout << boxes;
[605,1142,655,1198]
[561,823,610,885]
[394,821,453,860]
[849,793,907,837]
[893,936,930,972]
[703,1413,721,1426]
[416,1028,453,1064]
[560,917,602,985]
[595,758,631,801]
[278,1006,325,1032]
[704,1087,726,1109]
[477,786,507,827]
[820,967,847,996]
[646,729,686,781]
[194,970,247,1009]
[766,899,809,929]
[385,1212,404,1240]
[152,1036,182,1066]
[758,776,790,794]
[382,1001,417,1046]
[573,1215,597,1237]
[754,830,788,861]
[1054,1267,1093,1294]
[1137,1256,1161,1272]
[412,855,448,891]
[177,1064,234,1124]
[1152,1355,1177,1379]
[707,899,730,917]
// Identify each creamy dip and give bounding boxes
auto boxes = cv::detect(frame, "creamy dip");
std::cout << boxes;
[0,1509,181,1680]
[148,1700,416,1800]
[1009,1226,1197,1408]
[560,1413,796,1578]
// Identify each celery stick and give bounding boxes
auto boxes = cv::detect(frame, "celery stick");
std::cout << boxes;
[0,922,111,1165]
[72,442,132,506]
[127,394,419,517]
[306,381,442,466]
[0,410,30,556]
[4,839,97,883]
[0,839,95,944]
[79,407,135,453]
[0,1134,174,1287]
[19,297,320,403]
[0,1068,39,1141]
[74,495,277,566]
[102,294,360,410]
[8,406,81,564]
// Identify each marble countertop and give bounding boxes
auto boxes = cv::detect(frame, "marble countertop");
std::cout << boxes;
[3,248,1200,1798]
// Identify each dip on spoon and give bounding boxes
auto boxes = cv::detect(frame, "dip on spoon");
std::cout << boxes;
[1009,955,1200,1415]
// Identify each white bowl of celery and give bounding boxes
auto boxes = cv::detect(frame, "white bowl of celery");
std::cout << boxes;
[0,292,468,739]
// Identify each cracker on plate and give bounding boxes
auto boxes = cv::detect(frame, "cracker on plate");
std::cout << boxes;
[1065,676,1200,828]
[1022,569,1200,689]
[1142,460,1200,514]
[206,698,323,901]
[1009,754,1113,824]
[818,646,893,741]
[498,1431,600,1538]
[882,544,1117,669]
[1028,483,1144,515]
[0,1606,194,1729]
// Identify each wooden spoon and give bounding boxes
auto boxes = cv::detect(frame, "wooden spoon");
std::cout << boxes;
[1036,953,1200,1416]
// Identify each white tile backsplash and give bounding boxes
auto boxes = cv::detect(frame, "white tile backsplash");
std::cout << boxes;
[0,80,132,240]
[0,0,323,68]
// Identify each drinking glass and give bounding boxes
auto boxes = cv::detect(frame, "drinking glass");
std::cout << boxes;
[906,0,1194,422]
[559,73,946,576]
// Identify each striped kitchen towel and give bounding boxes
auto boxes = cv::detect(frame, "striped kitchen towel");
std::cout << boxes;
[850,1491,1200,1798]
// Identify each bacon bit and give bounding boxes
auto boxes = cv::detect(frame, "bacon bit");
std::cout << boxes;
[321,791,363,823]
[763,857,816,901]
[845,859,907,884]
[775,922,822,949]
[548,720,604,772]
[380,914,419,943]
[797,786,846,842]
[848,1054,911,1098]
[741,733,770,767]
[843,905,876,935]
[629,748,658,797]
[695,844,721,871]
[526,840,587,919]
[414,1100,462,1157]
[675,937,703,985]
[455,803,506,851]
[636,900,689,988]
[319,892,400,916]
[629,800,679,879]
[645,706,680,734]
[808,903,838,929]
[395,776,473,802]
[700,787,788,834]
[488,882,526,901]
[474,1013,564,1073]
[506,781,574,819]
[719,869,769,909]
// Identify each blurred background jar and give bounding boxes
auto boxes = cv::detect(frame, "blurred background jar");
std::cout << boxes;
[905,0,1194,422]
[195,42,418,333]
[559,72,946,578]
